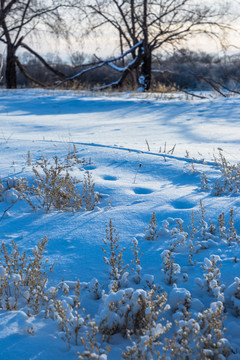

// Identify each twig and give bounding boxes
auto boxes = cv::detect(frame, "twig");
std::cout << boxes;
[145,139,150,152]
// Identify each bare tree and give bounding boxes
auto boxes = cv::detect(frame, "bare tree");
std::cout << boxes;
[0,0,78,88]
[82,0,230,91]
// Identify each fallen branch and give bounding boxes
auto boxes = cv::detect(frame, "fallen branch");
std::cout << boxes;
[190,72,227,97]
[190,72,240,96]
[160,71,207,99]
[15,57,46,88]
[56,40,143,88]
[20,42,66,80]
[92,51,142,90]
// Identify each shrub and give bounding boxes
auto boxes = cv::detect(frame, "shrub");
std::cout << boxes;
[0,236,53,313]
[212,152,240,195]
[97,284,169,338]
[16,154,100,213]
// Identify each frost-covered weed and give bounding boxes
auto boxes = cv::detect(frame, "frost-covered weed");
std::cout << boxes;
[202,255,224,301]
[130,238,142,284]
[0,176,28,210]
[101,219,127,292]
[165,301,230,360]
[78,316,111,360]
[161,250,181,285]
[168,285,192,313]
[180,204,238,252]
[227,208,238,246]
[46,280,86,346]
[225,277,240,316]
[166,306,200,360]
[212,152,240,195]
[88,278,103,300]
[121,286,171,359]
[97,282,170,338]
[197,301,231,359]
[200,171,209,190]
[5,154,100,213]
[145,212,158,241]
[28,155,99,212]
[0,237,53,313]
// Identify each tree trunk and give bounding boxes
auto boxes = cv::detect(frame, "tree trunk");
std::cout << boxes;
[6,45,17,89]
[138,0,151,91]
[139,45,152,91]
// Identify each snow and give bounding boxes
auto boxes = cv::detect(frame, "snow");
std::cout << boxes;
[1,89,240,358]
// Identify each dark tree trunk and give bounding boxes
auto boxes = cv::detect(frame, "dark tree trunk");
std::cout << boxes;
[139,45,152,91]
[6,45,17,89]
[139,0,151,91]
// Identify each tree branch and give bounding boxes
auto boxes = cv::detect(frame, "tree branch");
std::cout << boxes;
[15,57,46,87]
[20,42,66,79]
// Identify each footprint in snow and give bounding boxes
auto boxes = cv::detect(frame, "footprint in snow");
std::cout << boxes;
[171,198,195,209]
[133,187,153,195]
[102,175,118,181]
[84,164,96,170]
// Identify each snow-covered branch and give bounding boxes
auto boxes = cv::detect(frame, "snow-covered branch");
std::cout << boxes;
[56,40,143,88]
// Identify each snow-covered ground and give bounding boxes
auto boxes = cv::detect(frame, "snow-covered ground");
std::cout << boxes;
[1,89,240,359]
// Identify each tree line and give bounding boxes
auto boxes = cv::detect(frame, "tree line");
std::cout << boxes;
[0,0,237,92]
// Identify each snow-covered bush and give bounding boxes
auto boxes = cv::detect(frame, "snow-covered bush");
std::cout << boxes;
[97,285,169,337]
[225,277,240,316]
[168,285,192,313]
[202,255,224,301]
[166,306,200,360]
[187,204,239,251]
[197,301,231,359]
[88,278,103,300]
[0,176,27,205]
